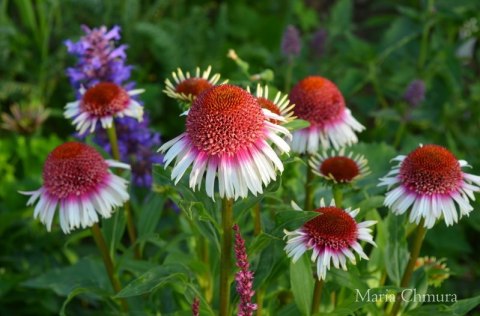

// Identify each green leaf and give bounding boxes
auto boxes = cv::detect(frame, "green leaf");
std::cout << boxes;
[283,119,310,132]
[329,0,353,37]
[405,295,480,316]
[115,264,189,298]
[275,210,320,232]
[22,258,110,296]
[137,193,165,238]
[290,255,314,316]
[59,287,106,316]
[384,213,409,285]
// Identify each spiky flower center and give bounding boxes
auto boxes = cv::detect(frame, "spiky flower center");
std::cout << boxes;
[320,156,360,182]
[175,78,213,98]
[304,207,357,251]
[289,76,345,127]
[81,82,130,117]
[186,84,265,156]
[399,145,462,195]
[43,142,109,199]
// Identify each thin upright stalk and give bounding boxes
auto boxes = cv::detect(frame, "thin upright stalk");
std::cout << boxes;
[332,185,343,208]
[304,155,314,212]
[284,59,294,92]
[219,198,234,316]
[256,286,266,316]
[252,203,262,236]
[389,219,427,316]
[311,279,324,315]
[91,223,128,312]
[106,124,140,259]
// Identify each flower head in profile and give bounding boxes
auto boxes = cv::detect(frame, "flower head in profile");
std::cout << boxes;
[20,142,130,233]
[309,148,369,184]
[415,256,450,288]
[289,76,364,153]
[284,199,376,280]
[379,144,480,228]
[65,82,144,134]
[1,103,49,135]
[65,25,132,89]
[247,84,295,124]
[159,84,291,200]
[164,66,224,102]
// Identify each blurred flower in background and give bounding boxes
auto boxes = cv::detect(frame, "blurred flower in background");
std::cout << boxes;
[310,28,327,58]
[65,25,162,188]
[415,256,450,287]
[281,25,301,59]
[403,79,426,107]
[1,103,49,135]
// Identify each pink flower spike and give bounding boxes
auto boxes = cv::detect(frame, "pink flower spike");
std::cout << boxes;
[233,224,257,316]
[192,296,200,316]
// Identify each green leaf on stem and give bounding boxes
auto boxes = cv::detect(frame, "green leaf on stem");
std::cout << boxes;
[289,254,314,316]
[385,213,409,286]
[115,264,189,298]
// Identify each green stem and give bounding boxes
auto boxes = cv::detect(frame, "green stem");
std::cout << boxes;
[304,155,314,211]
[256,286,266,316]
[393,120,406,150]
[311,278,324,315]
[332,185,343,208]
[219,198,234,316]
[253,203,262,236]
[417,0,435,71]
[106,125,121,161]
[106,124,140,259]
[284,59,294,92]
[390,219,427,316]
[91,223,128,312]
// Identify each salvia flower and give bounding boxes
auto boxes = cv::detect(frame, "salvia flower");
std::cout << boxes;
[403,79,426,107]
[65,82,144,134]
[92,115,163,187]
[20,142,130,234]
[65,25,132,89]
[309,148,369,184]
[159,84,291,200]
[289,76,365,153]
[379,144,480,228]
[247,84,296,124]
[310,28,328,58]
[233,224,257,316]
[284,199,376,280]
[281,25,301,59]
[164,66,224,102]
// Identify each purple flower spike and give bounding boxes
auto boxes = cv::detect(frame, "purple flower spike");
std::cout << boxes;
[281,25,301,59]
[403,79,426,107]
[233,224,257,316]
[65,25,132,90]
[66,25,163,188]
[310,28,327,58]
